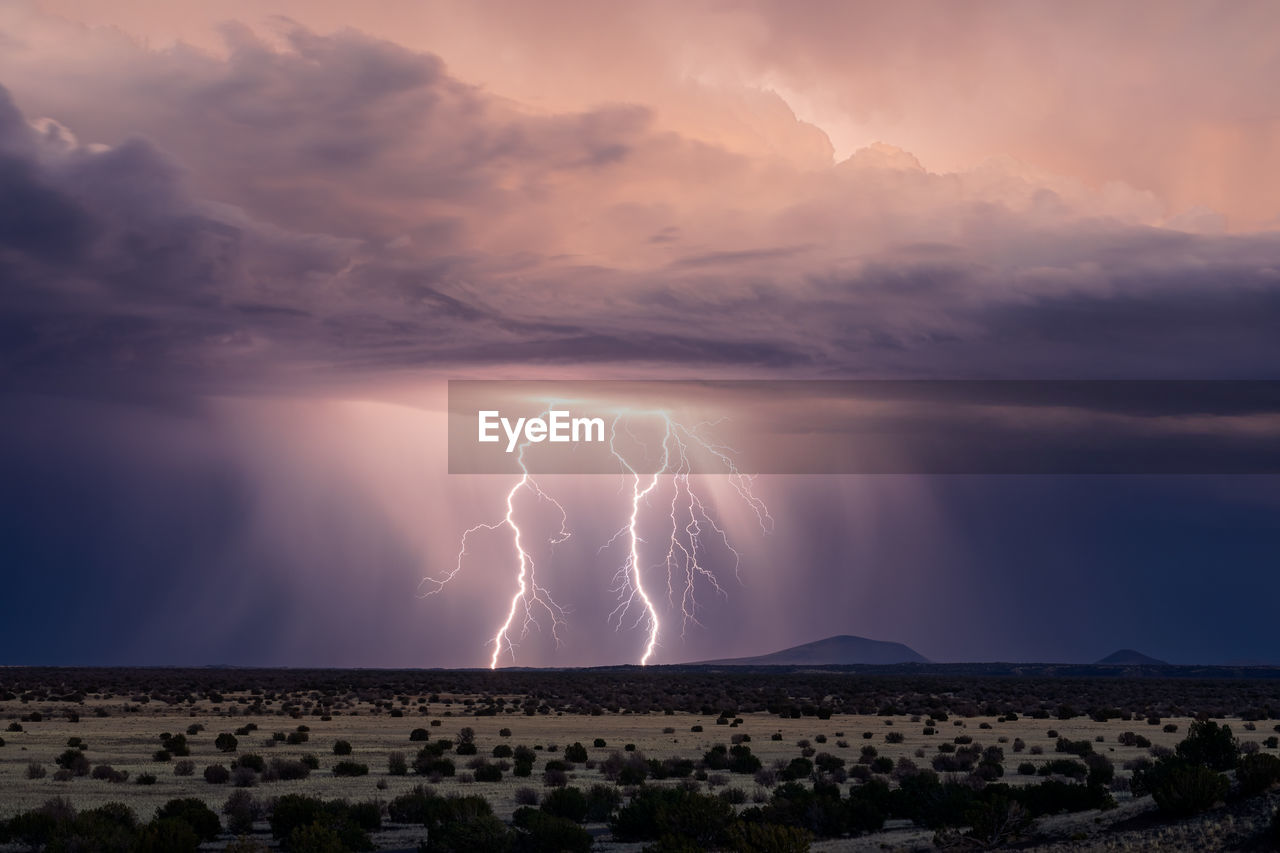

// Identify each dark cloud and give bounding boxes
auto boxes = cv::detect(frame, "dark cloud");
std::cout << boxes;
[2,24,1279,394]
[0,9,1278,669]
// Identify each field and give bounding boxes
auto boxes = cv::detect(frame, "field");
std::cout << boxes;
[3,668,1280,850]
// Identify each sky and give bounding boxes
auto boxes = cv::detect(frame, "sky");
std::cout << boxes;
[1,0,1279,667]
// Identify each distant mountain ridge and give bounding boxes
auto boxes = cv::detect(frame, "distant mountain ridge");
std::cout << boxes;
[1096,648,1167,665]
[693,634,930,666]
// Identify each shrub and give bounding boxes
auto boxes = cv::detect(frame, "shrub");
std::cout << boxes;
[1134,757,1228,817]
[269,794,374,850]
[725,820,813,852]
[91,764,128,783]
[5,803,69,848]
[135,772,157,785]
[159,733,190,757]
[410,728,430,742]
[593,738,607,748]
[1017,762,1036,775]
[387,785,442,824]
[414,747,455,773]
[846,785,888,835]
[610,786,735,846]
[174,760,195,777]
[1152,761,1228,817]
[286,731,309,745]
[268,757,312,781]
[1055,738,1093,757]
[223,790,262,835]
[961,796,1033,849]
[1010,779,1114,817]
[885,731,905,744]
[333,761,369,777]
[474,764,502,782]
[1085,754,1114,788]
[758,780,848,838]
[232,766,258,787]
[493,744,514,759]
[1176,720,1238,771]
[286,823,345,853]
[729,744,762,774]
[416,794,510,853]
[332,740,353,756]
[236,753,266,773]
[541,786,588,822]
[56,748,90,775]
[782,756,814,781]
[388,752,408,776]
[1236,752,1280,796]
[1037,758,1088,780]
[511,808,590,853]
[156,798,222,842]
[204,764,231,784]
[26,762,47,779]
[138,818,198,852]
[216,733,239,752]
[585,783,622,821]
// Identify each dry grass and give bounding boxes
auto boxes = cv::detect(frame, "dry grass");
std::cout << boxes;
[1,695,1273,850]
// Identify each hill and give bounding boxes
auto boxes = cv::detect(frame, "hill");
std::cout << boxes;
[693,634,929,666]
[1096,648,1167,665]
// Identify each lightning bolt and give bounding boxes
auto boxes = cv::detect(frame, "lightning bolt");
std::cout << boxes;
[431,403,770,668]
[605,412,772,664]
[605,414,667,665]
[419,423,569,669]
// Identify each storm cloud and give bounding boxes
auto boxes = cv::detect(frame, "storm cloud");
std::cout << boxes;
[1,3,1279,666]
